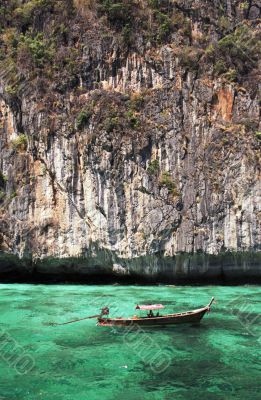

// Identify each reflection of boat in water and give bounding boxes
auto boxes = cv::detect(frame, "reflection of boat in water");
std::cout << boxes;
[97,297,215,327]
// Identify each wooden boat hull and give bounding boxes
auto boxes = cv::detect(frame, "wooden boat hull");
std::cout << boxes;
[97,299,214,327]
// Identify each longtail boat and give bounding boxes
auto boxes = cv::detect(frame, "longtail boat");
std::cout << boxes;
[97,297,215,327]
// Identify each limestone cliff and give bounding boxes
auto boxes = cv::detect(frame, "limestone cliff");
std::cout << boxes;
[0,0,260,281]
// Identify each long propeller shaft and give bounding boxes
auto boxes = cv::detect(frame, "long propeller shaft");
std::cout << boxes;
[52,314,100,326]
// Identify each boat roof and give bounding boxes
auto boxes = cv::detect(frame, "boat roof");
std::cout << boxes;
[135,304,164,310]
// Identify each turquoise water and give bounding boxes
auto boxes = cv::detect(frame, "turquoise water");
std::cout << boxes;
[0,284,260,400]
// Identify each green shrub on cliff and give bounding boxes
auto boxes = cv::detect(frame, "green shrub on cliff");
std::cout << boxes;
[218,16,231,32]
[98,1,131,28]
[17,33,54,68]
[11,134,28,151]
[159,171,177,194]
[205,24,259,78]
[157,20,172,42]
[215,26,258,68]
[255,132,261,141]
[5,84,19,96]
[128,93,144,112]
[213,60,227,75]
[148,0,160,8]
[125,110,140,128]
[76,110,92,130]
[147,159,160,175]
[223,68,238,82]
[0,190,5,202]
[122,24,132,46]
[14,0,52,27]
[0,171,8,187]
[11,191,17,199]
[205,44,215,56]
[97,0,177,44]
[104,116,120,132]
[214,60,238,81]
[155,11,172,42]
[178,46,202,69]
[239,2,249,10]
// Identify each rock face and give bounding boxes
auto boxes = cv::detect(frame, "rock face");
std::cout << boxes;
[0,0,260,281]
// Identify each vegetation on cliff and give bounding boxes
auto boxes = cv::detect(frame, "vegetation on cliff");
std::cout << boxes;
[0,1,260,269]
[0,1,259,94]
[1,1,259,162]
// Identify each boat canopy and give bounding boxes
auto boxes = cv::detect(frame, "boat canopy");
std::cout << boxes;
[135,304,164,310]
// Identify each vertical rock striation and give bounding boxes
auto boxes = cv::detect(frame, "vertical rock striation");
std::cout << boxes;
[0,0,260,280]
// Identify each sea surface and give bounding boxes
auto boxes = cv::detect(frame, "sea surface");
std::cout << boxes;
[0,284,260,400]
